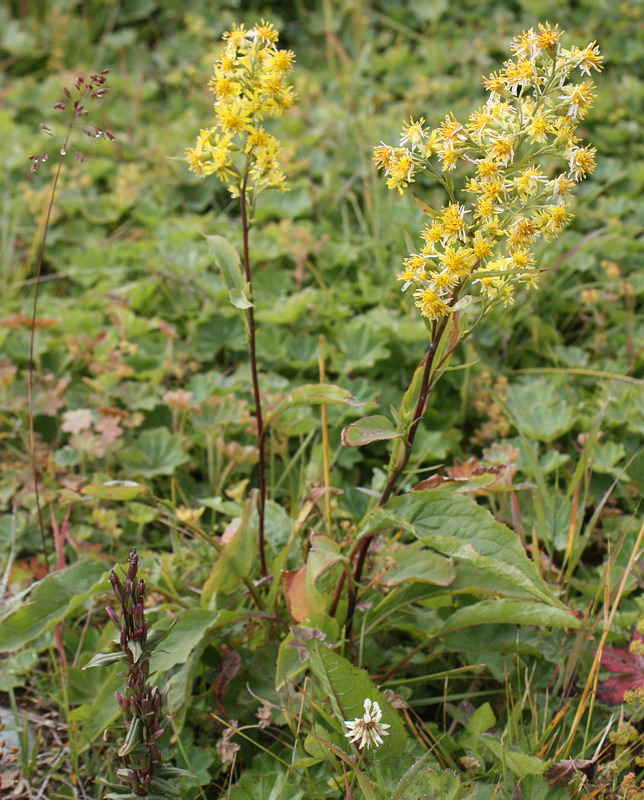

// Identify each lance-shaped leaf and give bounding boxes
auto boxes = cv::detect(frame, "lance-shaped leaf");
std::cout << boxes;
[81,481,148,501]
[440,598,579,634]
[264,383,370,428]
[0,560,107,652]
[307,639,408,761]
[387,489,562,607]
[201,492,256,606]
[341,415,402,447]
[204,234,253,310]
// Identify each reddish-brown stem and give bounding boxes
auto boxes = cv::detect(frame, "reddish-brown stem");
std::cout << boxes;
[341,288,462,633]
[239,178,268,578]
[28,114,79,571]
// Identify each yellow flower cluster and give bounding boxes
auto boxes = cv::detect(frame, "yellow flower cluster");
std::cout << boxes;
[186,20,296,195]
[374,23,602,320]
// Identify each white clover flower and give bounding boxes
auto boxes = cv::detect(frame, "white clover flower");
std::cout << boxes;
[344,698,391,750]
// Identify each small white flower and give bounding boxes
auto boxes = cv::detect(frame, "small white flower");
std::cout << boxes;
[344,698,391,750]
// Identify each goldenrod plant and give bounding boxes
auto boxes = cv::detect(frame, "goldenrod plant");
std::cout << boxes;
[186,20,297,577]
[344,26,605,616]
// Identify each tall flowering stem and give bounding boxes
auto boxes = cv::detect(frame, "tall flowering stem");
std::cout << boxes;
[239,173,268,575]
[186,20,297,578]
[27,71,113,570]
[347,24,602,623]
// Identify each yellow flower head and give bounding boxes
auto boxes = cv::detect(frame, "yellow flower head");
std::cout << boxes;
[400,116,429,151]
[386,152,415,194]
[570,41,604,76]
[375,24,600,321]
[187,19,296,195]
[441,203,468,242]
[414,288,451,320]
[535,22,561,51]
[568,145,597,181]
[373,144,396,171]
[439,246,476,278]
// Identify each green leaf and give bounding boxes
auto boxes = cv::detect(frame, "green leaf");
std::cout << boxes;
[341,415,402,447]
[519,775,569,800]
[150,609,219,672]
[256,288,318,325]
[441,599,580,634]
[505,381,574,442]
[390,751,433,800]
[201,493,256,605]
[204,234,253,311]
[121,428,190,478]
[383,542,455,587]
[393,767,474,800]
[481,736,548,779]
[264,383,369,427]
[307,639,408,761]
[80,666,123,746]
[388,490,561,606]
[82,651,128,669]
[81,481,148,500]
[459,703,495,753]
[0,560,107,653]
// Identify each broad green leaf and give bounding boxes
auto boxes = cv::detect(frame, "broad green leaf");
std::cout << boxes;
[150,609,219,672]
[256,288,318,325]
[593,440,626,474]
[459,703,495,753]
[204,234,253,311]
[505,382,574,442]
[264,383,368,427]
[167,644,209,734]
[356,507,416,542]
[166,610,244,733]
[228,768,305,800]
[481,736,548,779]
[519,775,569,800]
[341,414,402,447]
[334,319,390,374]
[121,428,190,478]
[307,639,408,760]
[383,542,455,587]
[80,665,123,746]
[388,490,561,606]
[441,599,579,634]
[201,493,256,605]
[0,560,107,653]
[394,767,475,800]
[81,480,148,500]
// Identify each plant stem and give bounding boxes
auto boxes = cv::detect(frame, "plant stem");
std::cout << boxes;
[352,312,451,584]
[340,286,465,633]
[28,113,79,572]
[239,176,268,578]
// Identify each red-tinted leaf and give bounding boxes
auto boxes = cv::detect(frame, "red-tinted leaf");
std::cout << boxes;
[597,632,644,704]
